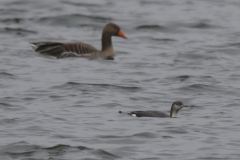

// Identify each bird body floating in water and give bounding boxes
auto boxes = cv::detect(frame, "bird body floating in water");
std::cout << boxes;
[29,23,127,59]
[119,101,188,118]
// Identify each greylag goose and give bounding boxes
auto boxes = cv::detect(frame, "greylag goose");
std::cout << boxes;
[119,101,188,118]
[29,23,127,59]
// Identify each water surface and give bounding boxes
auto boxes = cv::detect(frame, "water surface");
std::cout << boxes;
[1,0,240,159]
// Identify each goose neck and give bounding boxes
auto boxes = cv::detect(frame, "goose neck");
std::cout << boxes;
[102,33,112,51]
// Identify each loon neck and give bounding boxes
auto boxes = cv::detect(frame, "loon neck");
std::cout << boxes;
[170,108,179,118]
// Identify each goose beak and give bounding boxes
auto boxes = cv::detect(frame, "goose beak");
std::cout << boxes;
[118,30,127,39]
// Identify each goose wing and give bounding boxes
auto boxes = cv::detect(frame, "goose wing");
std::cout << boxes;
[30,42,99,58]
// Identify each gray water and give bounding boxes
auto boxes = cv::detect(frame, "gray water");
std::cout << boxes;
[1,0,240,159]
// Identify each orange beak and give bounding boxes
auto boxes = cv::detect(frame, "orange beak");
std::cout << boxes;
[118,30,127,39]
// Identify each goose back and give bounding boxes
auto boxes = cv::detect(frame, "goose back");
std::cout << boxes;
[30,42,99,58]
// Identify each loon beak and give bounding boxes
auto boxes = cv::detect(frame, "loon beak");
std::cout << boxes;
[181,105,189,108]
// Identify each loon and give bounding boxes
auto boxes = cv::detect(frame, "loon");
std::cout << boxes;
[119,101,188,118]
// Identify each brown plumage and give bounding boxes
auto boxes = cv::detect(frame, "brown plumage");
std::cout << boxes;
[29,23,127,59]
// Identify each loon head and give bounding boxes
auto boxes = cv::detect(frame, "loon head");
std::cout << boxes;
[170,101,188,118]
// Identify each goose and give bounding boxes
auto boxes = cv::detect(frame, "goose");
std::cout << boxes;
[119,101,188,118]
[29,23,127,59]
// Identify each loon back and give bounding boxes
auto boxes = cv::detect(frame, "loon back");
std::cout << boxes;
[127,111,169,118]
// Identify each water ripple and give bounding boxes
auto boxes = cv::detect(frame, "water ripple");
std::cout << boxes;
[36,14,112,26]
